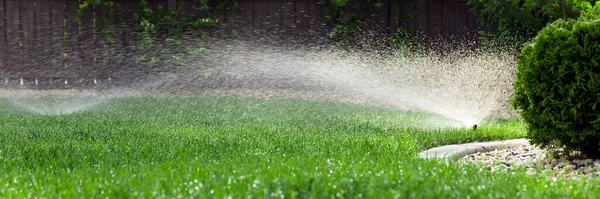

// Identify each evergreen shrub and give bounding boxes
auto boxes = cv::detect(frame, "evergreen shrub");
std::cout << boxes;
[513,14,600,156]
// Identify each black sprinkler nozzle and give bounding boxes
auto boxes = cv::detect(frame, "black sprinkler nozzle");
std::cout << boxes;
[472,124,477,130]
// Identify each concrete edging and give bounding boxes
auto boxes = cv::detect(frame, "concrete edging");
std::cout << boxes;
[418,139,530,160]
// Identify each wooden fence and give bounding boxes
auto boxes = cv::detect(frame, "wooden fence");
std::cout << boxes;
[0,0,485,89]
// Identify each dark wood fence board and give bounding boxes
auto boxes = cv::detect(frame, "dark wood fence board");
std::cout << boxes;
[399,1,416,32]
[78,1,95,78]
[360,2,388,33]
[224,7,239,24]
[428,2,442,38]
[5,0,21,76]
[179,0,197,17]
[389,0,399,34]
[21,0,36,77]
[307,1,322,29]
[238,1,254,30]
[103,2,122,79]
[148,0,167,10]
[414,1,427,36]
[265,2,281,34]
[378,2,391,33]
[34,0,50,77]
[121,0,137,20]
[113,0,127,71]
[453,2,469,39]
[441,2,454,37]
[294,1,309,31]
[45,0,63,77]
[0,0,6,75]
[253,2,268,34]
[121,0,138,50]
[167,0,176,10]
[466,5,478,41]
[281,1,295,33]
[65,0,81,77]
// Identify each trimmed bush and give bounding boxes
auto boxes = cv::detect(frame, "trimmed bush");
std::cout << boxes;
[513,17,600,157]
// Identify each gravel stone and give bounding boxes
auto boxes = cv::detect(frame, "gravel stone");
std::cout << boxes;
[459,144,600,181]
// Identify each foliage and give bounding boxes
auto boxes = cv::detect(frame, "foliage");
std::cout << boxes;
[75,0,237,70]
[384,27,428,55]
[320,0,423,41]
[320,0,378,40]
[468,0,599,38]
[513,7,600,157]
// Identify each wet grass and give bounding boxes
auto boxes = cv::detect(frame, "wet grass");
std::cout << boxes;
[0,96,598,198]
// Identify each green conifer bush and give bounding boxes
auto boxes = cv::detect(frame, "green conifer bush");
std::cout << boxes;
[513,13,600,156]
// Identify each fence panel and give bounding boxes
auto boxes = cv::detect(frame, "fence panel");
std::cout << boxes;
[0,0,488,88]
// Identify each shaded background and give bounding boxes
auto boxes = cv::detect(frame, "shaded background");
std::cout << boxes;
[0,0,492,89]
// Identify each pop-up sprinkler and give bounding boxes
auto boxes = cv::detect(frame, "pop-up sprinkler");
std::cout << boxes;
[472,124,478,130]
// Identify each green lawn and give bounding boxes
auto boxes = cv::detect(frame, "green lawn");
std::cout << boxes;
[0,96,598,198]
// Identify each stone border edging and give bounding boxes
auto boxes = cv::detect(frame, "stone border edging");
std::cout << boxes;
[418,139,530,160]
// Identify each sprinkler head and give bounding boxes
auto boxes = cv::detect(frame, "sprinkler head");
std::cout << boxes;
[472,124,478,130]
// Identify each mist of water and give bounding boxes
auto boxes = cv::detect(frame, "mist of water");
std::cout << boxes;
[1,32,517,127]
[142,39,516,127]
[0,89,137,115]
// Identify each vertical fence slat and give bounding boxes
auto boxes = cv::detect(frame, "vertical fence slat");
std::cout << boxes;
[453,2,469,41]
[266,2,281,35]
[33,0,46,88]
[467,3,479,41]
[224,6,239,25]
[21,0,36,81]
[414,1,427,37]
[179,0,197,17]
[104,2,122,81]
[377,2,390,33]
[167,0,176,10]
[308,1,322,30]
[281,1,295,35]
[121,0,137,63]
[78,3,94,81]
[389,0,399,34]
[112,0,127,82]
[428,2,442,39]
[239,1,253,34]
[361,1,389,34]
[253,2,268,35]
[0,0,6,78]
[47,0,63,79]
[295,1,309,35]
[65,0,81,86]
[400,1,416,33]
[5,0,21,80]
[35,0,50,85]
[441,2,454,40]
